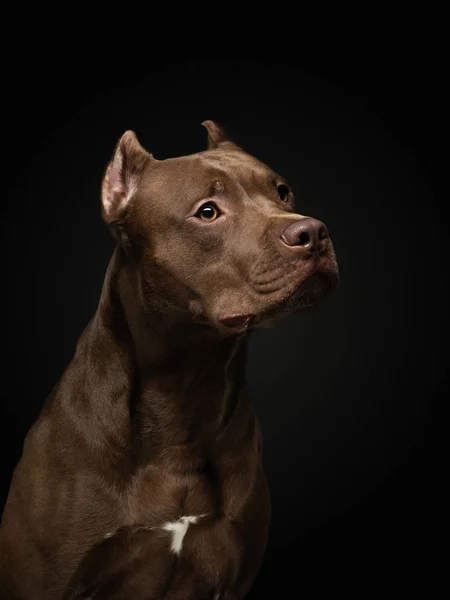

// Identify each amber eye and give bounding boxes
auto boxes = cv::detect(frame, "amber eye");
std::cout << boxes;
[277,184,291,202]
[196,202,221,222]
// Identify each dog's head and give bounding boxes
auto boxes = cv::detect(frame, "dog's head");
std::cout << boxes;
[101,121,339,334]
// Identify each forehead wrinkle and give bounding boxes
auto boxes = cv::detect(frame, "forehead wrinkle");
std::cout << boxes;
[201,155,277,199]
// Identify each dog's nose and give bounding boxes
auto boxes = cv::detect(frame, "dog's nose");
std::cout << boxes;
[281,218,329,254]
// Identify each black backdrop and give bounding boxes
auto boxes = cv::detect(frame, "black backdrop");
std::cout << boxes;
[0,30,444,599]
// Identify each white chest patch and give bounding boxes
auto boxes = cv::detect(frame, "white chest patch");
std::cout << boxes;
[162,515,204,555]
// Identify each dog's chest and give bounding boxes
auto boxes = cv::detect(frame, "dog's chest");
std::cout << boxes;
[111,462,238,591]
[124,460,219,527]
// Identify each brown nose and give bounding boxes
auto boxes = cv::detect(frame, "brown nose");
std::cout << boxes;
[281,218,329,253]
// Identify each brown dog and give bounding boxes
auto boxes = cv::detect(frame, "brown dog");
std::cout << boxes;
[0,121,339,599]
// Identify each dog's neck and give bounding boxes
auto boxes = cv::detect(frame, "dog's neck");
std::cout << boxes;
[77,247,249,470]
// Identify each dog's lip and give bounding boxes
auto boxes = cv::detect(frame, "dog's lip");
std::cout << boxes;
[218,314,253,332]
[250,266,339,326]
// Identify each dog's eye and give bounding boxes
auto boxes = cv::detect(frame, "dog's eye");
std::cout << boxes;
[277,184,291,202]
[196,202,221,222]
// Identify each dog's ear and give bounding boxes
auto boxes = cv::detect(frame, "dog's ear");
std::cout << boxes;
[101,130,152,225]
[201,120,234,150]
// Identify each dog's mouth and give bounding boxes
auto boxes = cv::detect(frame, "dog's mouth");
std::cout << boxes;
[217,270,337,334]
[250,260,339,328]
[213,255,339,335]
[218,314,253,333]
[250,273,330,325]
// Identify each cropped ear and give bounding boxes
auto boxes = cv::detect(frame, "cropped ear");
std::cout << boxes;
[101,131,152,224]
[201,120,234,150]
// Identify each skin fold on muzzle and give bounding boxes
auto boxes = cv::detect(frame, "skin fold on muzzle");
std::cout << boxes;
[0,120,339,600]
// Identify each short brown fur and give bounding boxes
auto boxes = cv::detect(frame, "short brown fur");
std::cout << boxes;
[0,122,338,599]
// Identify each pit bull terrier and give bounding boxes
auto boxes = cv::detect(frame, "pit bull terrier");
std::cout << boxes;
[0,121,339,599]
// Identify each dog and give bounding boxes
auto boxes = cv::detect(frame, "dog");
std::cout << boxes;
[0,121,339,599]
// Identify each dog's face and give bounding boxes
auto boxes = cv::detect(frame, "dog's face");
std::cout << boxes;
[101,122,339,334]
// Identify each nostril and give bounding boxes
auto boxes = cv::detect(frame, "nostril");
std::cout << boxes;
[318,226,328,241]
[298,231,311,246]
[280,218,329,250]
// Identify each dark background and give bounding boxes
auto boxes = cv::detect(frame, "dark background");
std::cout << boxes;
[0,23,444,599]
